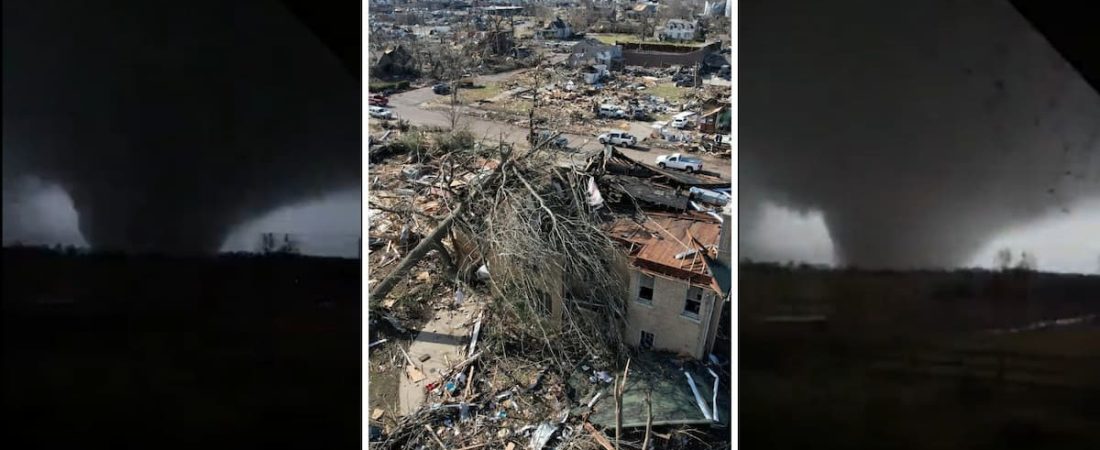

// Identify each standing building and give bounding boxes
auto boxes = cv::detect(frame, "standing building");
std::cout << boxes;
[606,211,731,359]
[661,19,698,41]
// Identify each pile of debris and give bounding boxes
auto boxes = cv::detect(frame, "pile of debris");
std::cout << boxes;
[367,129,730,449]
[478,67,728,139]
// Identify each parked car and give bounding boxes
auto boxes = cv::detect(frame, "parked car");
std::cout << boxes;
[432,83,451,95]
[529,130,569,149]
[597,104,627,119]
[369,106,394,120]
[671,112,697,129]
[598,131,637,147]
[689,186,730,206]
[369,94,388,106]
[655,153,703,172]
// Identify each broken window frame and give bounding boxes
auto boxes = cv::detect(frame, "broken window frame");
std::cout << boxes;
[640,330,654,350]
[637,273,655,305]
[683,286,703,320]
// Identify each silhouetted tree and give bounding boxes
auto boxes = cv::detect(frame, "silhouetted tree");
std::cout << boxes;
[1016,251,1037,272]
[994,247,1013,271]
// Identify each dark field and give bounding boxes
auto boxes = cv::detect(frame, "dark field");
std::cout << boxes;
[739,263,1100,449]
[2,247,360,449]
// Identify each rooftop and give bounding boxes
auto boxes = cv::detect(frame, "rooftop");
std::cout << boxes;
[606,212,723,288]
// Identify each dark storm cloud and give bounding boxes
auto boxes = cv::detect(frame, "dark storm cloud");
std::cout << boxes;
[741,0,1100,269]
[2,0,359,254]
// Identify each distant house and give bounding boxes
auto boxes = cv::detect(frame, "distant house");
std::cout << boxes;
[539,17,573,40]
[661,19,697,41]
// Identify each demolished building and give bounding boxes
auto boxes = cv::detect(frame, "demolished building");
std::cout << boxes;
[538,16,574,40]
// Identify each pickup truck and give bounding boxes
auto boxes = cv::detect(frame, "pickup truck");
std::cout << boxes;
[655,153,703,173]
[369,94,388,106]
[598,131,637,147]
[369,106,394,120]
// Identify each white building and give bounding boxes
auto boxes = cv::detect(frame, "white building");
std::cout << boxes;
[661,19,697,41]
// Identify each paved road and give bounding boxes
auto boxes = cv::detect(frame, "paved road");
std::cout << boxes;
[384,79,731,181]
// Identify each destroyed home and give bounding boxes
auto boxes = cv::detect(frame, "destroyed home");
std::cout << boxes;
[538,16,574,40]
[374,45,416,77]
[569,38,624,68]
[661,19,698,41]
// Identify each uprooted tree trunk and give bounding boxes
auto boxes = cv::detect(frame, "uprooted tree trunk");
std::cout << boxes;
[369,141,518,307]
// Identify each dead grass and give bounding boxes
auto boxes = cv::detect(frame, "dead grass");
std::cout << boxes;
[647,82,690,103]
[459,82,503,103]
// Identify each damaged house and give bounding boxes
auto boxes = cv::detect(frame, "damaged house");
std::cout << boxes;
[569,38,624,69]
[607,211,731,359]
[538,16,573,40]
[374,45,416,77]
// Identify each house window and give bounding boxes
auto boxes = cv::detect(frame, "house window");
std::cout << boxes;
[640,331,654,350]
[637,274,654,304]
[683,286,702,320]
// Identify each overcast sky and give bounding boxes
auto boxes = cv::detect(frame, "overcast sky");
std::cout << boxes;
[2,179,360,259]
[743,200,1100,275]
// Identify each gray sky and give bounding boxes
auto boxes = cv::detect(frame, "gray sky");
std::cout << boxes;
[2,178,360,259]
[742,0,1100,270]
[743,200,1100,275]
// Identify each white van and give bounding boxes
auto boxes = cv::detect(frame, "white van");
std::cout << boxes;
[670,111,697,129]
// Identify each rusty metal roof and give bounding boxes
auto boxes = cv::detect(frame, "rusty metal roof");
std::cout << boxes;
[607,212,722,287]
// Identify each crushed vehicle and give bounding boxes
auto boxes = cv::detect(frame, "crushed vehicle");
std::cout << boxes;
[689,186,731,206]
[656,153,703,172]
